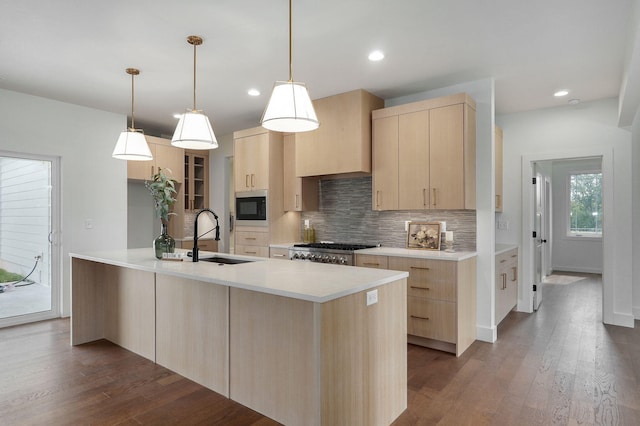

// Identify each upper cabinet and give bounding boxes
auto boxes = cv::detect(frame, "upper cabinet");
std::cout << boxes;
[495,126,503,212]
[295,89,384,177]
[283,134,318,212]
[127,136,184,183]
[234,128,272,191]
[184,150,209,212]
[372,93,476,211]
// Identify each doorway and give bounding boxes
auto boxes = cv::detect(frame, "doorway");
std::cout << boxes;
[521,149,611,323]
[0,153,60,327]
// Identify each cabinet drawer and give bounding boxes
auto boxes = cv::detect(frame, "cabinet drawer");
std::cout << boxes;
[407,296,456,343]
[197,239,218,252]
[235,245,269,258]
[235,231,269,246]
[388,257,456,301]
[269,247,290,260]
[355,254,388,269]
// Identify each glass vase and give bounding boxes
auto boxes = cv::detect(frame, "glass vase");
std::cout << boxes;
[154,223,175,259]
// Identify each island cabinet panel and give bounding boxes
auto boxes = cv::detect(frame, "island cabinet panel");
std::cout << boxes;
[229,288,320,426]
[71,259,155,361]
[229,278,407,426]
[155,275,229,396]
[295,89,384,177]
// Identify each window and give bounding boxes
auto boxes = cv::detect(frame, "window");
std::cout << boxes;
[568,172,602,237]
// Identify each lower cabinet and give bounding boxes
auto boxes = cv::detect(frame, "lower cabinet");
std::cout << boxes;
[269,247,290,260]
[234,227,269,258]
[495,248,518,325]
[356,254,477,357]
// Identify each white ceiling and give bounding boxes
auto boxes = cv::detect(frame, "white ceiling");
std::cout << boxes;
[0,0,637,137]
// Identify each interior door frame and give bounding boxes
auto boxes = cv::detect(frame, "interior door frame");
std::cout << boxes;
[521,148,612,323]
[0,151,61,328]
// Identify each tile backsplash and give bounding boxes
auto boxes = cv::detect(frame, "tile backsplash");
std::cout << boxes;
[301,177,476,251]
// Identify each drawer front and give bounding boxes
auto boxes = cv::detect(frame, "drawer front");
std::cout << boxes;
[407,296,456,343]
[235,231,269,247]
[388,257,456,301]
[235,245,269,258]
[197,239,219,252]
[355,254,389,269]
[269,247,290,260]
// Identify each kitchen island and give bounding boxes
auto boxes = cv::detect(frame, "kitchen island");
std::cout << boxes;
[70,249,408,426]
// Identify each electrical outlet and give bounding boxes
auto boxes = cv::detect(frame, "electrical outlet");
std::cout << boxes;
[366,289,378,306]
[84,219,93,229]
[404,221,411,231]
[497,220,509,230]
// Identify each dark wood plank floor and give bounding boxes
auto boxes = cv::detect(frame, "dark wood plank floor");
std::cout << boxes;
[1,273,638,425]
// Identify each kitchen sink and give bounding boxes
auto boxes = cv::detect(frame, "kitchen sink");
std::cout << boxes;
[198,256,254,265]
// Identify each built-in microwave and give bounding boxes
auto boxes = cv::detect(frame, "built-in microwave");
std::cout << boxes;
[235,190,268,226]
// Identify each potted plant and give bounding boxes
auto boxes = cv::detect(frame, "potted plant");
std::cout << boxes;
[146,168,178,259]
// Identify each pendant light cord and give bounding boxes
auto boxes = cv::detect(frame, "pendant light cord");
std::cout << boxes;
[130,71,136,129]
[193,40,197,111]
[288,0,293,82]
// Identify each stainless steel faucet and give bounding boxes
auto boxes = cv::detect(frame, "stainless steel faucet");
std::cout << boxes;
[192,208,220,262]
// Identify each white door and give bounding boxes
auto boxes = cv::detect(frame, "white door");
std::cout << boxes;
[0,153,60,327]
[533,171,546,310]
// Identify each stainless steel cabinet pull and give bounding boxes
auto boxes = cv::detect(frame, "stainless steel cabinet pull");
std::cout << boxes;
[363,262,380,266]
[295,194,299,209]
[246,251,257,254]
[245,174,250,188]
[245,237,257,240]
[251,174,255,187]
[501,273,507,289]
[432,188,437,207]
[273,254,287,258]
[376,190,380,207]
[512,267,517,281]
[409,266,430,271]
[411,315,430,321]
[410,286,430,290]
[423,188,427,206]
[500,259,507,263]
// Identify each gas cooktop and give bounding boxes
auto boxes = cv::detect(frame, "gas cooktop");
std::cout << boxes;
[293,243,378,251]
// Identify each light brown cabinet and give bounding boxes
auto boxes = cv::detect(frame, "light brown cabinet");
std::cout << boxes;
[283,134,318,211]
[295,89,383,177]
[127,136,184,183]
[269,247,290,260]
[372,93,476,211]
[356,253,477,356]
[495,248,518,325]
[184,151,209,212]
[495,126,503,212]
[234,130,271,191]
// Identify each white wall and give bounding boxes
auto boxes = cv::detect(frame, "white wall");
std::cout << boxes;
[632,107,640,318]
[550,159,603,273]
[0,88,127,317]
[497,98,634,326]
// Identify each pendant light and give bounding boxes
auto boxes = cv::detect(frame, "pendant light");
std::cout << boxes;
[171,35,218,150]
[112,68,153,161]
[261,0,319,133]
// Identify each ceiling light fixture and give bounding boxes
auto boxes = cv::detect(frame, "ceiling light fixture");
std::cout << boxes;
[368,50,384,61]
[112,68,153,161]
[554,90,569,97]
[261,0,319,133]
[171,35,218,150]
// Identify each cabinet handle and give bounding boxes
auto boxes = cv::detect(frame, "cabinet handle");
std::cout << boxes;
[411,315,430,321]
[245,174,250,188]
[272,254,287,258]
[376,190,380,208]
[501,273,507,289]
[512,266,517,282]
[500,259,507,263]
[410,286,430,291]
[245,250,257,254]
[432,188,437,207]
[363,262,380,266]
[244,237,257,240]
[409,266,430,271]
[251,174,255,187]
[423,188,427,207]
[295,194,300,209]
[511,254,517,258]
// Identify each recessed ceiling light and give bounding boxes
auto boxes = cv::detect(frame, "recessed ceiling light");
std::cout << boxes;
[554,90,569,97]
[248,88,260,97]
[368,50,384,61]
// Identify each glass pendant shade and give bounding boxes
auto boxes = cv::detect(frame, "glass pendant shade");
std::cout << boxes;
[171,109,218,150]
[112,129,153,161]
[261,81,319,132]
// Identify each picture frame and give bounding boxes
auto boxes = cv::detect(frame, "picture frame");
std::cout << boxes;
[407,221,441,250]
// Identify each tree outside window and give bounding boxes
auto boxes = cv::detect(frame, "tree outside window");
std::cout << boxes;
[568,172,602,237]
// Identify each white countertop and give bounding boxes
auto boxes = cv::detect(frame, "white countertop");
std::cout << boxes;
[495,243,519,255]
[355,246,477,261]
[70,248,408,304]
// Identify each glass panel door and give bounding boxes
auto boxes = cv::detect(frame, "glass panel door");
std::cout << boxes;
[0,153,59,327]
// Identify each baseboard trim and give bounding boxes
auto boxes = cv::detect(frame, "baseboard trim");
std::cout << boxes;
[476,325,496,343]
[550,266,602,274]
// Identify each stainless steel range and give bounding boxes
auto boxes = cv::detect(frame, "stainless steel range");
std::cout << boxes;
[289,243,378,266]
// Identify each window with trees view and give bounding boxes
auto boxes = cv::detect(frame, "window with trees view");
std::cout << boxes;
[568,172,602,237]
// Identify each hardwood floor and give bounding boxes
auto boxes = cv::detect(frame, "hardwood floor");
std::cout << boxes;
[1,273,638,425]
